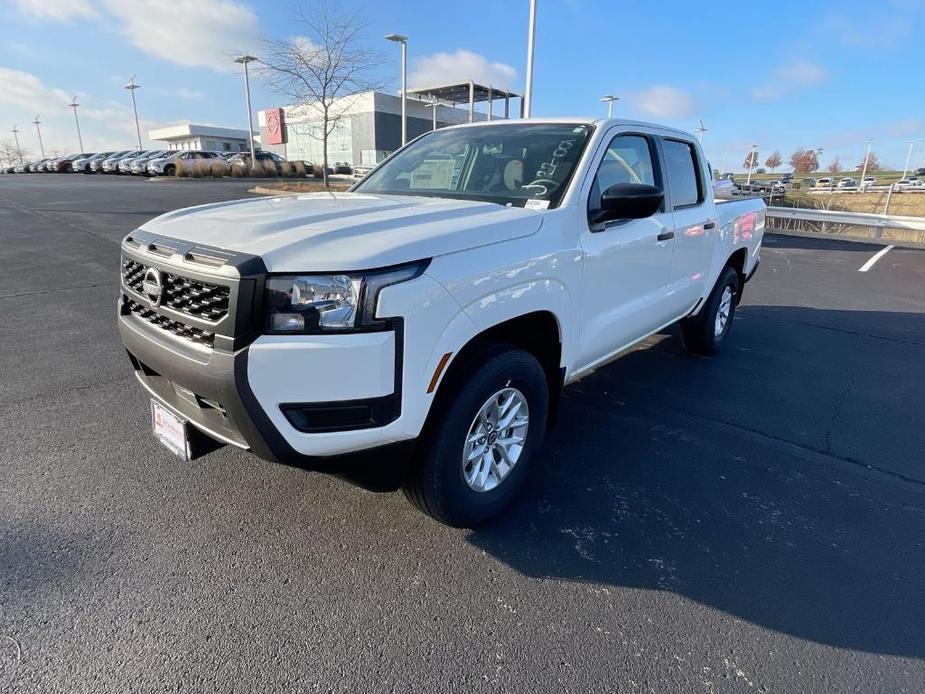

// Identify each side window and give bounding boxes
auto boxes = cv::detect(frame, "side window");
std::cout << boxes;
[588,134,659,215]
[662,139,703,208]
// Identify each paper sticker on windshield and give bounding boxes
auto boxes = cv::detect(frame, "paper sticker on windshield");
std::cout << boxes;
[524,199,550,211]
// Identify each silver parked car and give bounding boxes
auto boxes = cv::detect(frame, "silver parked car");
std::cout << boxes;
[128,150,170,175]
[91,151,132,173]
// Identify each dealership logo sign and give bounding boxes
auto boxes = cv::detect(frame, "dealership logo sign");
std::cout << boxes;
[265,107,286,145]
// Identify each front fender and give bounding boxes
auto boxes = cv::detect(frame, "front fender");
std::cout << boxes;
[425,241,579,382]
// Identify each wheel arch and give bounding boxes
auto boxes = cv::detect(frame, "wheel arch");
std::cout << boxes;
[725,247,748,303]
[426,311,565,433]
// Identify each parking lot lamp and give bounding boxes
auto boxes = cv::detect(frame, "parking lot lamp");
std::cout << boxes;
[695,119,707,144]
[425,97,439,131]
[69,97,84,153]
[600,95,618,118]
[124,75,143,150]
[746,144,757,186]
[233,56,258,169]
[11,125,22,164]
[523,0,537,118]
[33,116,45,159]
[384,34,408,146]
[901,140,919,180]
[859,140,874,192]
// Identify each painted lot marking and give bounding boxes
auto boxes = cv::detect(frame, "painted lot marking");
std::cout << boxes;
[859,245,895,272]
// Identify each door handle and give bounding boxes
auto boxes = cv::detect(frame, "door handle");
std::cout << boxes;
[657,231,675,241]
[704,221,716,230]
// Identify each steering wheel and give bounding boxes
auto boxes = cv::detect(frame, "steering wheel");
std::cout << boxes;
[522,178,561,196]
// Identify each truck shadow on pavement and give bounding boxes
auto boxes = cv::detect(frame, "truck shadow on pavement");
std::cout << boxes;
[466,306,925,659]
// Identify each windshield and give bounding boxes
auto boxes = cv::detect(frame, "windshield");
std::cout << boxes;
[355,123,594,208]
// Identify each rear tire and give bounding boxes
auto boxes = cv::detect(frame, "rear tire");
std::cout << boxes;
[404,346,549,527]
[680,266,740,356]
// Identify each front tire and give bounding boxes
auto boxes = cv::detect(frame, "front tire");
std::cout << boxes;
[404,346,549,527]
[680,266,740,355]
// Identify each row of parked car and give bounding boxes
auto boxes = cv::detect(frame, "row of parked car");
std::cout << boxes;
[2,149,355,177]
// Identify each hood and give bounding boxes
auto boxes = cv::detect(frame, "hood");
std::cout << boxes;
[138,192,545,272]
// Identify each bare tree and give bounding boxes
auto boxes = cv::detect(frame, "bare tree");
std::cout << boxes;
[742,148,759,171]
[0,140,28,166]
[827,157,842,174]
[259,1,384,186]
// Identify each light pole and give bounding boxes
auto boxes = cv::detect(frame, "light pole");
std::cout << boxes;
[69,97,84,153]
[523,0,537,118]
[600,95,619,118]
[425,97,439,131]
[125,75,143,150]
[33,115,45,159]
[384,34,408,146]
[859,140,875,192]
[695,119,707,144]
[901,140,920,180]
[11,125,22,164]
[746,144,757,186]
[234,55,258,168]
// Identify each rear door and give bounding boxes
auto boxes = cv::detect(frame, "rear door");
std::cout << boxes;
[575,131,677,368]
[659,137,716,314]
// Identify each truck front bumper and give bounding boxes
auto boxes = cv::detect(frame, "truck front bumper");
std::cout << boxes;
[119,305,408,464]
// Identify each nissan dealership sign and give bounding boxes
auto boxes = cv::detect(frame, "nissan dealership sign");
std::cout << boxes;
[264,108,285,145]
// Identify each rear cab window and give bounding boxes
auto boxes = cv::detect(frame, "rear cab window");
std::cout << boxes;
[661,139,704,208]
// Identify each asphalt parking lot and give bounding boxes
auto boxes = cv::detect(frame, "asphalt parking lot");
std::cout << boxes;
[2,174,924,693]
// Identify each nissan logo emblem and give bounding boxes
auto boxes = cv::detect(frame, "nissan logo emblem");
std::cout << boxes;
[141,267,163,306]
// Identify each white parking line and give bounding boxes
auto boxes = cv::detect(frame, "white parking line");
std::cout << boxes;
[859,245,895,272]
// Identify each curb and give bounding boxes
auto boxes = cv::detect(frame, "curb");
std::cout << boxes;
[248,185,301,196]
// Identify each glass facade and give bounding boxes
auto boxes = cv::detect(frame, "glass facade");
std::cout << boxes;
[285,118,353,164]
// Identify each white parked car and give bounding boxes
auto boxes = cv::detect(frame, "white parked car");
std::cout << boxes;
[129,151,170,175]
[146,150,224,176]
[861,176,877,188]
[118,118,765,526]
[837,177,856,188]
[815,177,833,188]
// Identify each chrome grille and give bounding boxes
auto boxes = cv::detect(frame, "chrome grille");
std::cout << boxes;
[121,258,231,322]
[123,296,215,347]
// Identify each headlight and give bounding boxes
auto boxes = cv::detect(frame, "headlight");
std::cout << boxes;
[263,260,429,334]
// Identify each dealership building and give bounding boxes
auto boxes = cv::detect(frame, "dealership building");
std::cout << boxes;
[257,83,523,167]
[148,124,256,152]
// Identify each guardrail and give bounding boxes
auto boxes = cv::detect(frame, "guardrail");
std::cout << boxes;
[765,206,925,244]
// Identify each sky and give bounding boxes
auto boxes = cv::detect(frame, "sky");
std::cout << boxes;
[1,0,924,172]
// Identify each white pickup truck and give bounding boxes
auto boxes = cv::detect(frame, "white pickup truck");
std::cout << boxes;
[118,118,765,526]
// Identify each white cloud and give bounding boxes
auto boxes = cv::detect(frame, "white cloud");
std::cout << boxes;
[101,0,260,71]
[628,86,694,119]
[0,66,177,154]
[13,0,97,21]
[824,9,915,48]
[752,60,827,101]
[176,87,205,100]
[409,49,517,91]
[0,66,72,113]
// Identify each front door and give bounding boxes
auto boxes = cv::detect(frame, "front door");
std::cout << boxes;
[576,132,676,369]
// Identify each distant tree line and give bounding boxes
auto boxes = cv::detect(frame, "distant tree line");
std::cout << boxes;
[741,146,882,174]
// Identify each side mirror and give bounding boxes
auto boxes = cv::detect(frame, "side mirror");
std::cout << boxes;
[591,182,664,225]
